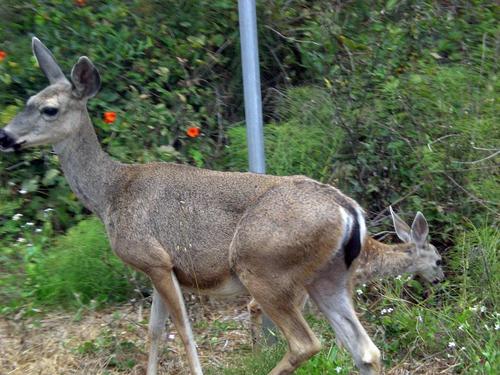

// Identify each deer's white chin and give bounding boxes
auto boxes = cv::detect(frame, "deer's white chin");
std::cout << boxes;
[3,139,28,152]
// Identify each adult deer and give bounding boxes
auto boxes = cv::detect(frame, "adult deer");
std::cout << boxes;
[2,38,433,375]
[248,207,445,348]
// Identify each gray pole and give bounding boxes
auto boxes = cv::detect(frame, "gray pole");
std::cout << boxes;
[238,0,265,174]
[238,0,277,345]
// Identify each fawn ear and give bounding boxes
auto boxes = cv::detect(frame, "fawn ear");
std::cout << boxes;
[411,211,429,246]
[71,56,101,99]
[32,37,67,84]
[390,206,412,243]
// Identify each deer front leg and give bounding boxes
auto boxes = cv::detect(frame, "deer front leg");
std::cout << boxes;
[149,268,203,375]
[307,270,381,375]
[147,287,168,375]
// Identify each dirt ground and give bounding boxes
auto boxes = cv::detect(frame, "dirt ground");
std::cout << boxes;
[0,296,455,375]
[0,296,251,375]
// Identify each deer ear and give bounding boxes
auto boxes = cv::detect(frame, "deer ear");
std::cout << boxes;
[32,37,67,84]
[411,211,429,246]
[390,206,412,243]
[71,56,101,99]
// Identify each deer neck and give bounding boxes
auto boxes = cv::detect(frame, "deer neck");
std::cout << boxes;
[353,236,417,285]
[53,110,122,218]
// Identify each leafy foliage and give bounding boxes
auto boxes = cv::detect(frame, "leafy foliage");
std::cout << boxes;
[0,0,498,373]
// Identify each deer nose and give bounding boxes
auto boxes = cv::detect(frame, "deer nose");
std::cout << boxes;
[0,129,16,149]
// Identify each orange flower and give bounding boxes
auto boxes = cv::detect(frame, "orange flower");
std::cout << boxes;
[103,111,117,124]
[75,0,86,6]
[186,126,201,138]
[0,51,6,61]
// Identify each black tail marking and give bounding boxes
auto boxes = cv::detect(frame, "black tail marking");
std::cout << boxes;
[343,207,362,268]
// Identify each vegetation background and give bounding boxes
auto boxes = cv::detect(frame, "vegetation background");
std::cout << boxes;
[0,0,498,374]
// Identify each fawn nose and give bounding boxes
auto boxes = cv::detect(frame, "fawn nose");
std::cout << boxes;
[0,129,17,149]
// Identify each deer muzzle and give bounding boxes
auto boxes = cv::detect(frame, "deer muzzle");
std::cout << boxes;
[0,129,21,151]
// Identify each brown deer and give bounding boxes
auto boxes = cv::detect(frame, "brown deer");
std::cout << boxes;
[248,207,445,348]
[0,38,438,375]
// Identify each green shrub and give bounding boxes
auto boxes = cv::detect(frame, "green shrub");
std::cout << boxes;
[224,87,345,181]
[25,217,134,308]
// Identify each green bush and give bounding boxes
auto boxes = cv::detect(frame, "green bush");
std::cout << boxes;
[224,87,345,181]
[25,217,134,308]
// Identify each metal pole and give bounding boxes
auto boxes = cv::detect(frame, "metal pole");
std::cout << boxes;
[238,0,277,345]
[238,0,265,174]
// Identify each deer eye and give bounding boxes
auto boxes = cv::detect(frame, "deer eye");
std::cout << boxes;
[436,260,442,266]
[41,107,59,117]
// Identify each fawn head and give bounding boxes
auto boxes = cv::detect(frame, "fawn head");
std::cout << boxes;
[0,38,100,152]
[390,206,444,284]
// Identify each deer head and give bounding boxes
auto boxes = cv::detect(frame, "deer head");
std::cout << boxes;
[390,206,444,284]
[0,37,100,152]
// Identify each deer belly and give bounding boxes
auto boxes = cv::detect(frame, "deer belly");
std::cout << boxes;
[182,275,247,297]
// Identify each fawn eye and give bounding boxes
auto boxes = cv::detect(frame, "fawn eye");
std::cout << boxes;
[41,107,59,116]
[436,260,442,266]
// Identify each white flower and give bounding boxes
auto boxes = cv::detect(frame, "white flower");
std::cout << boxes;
[168,333,175,340]
[448,342,456,348]
[470,305,478,312]
[362,283,367,288]
[356,289,363,295]
[43,208,54,213]
[480,305,487,313]
[19,189,27,195]
[495,324,499,331]
[458,325,464,331]
[335,367,342,374]
[17,237,26,243]
[35,228,43,233]
[12,213,23,221]
[27,243,33,247]
[381,307,393,315]
[417,315,423,323]
[395,275,402,281]
[26,222,35,226]
[7,181,15,186]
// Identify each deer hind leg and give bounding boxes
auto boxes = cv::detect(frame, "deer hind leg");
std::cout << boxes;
[149,268,203,375]
[147,288,168,375]
[248,292,309,351]
[239,272,320,375]
[307,265,381,375]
